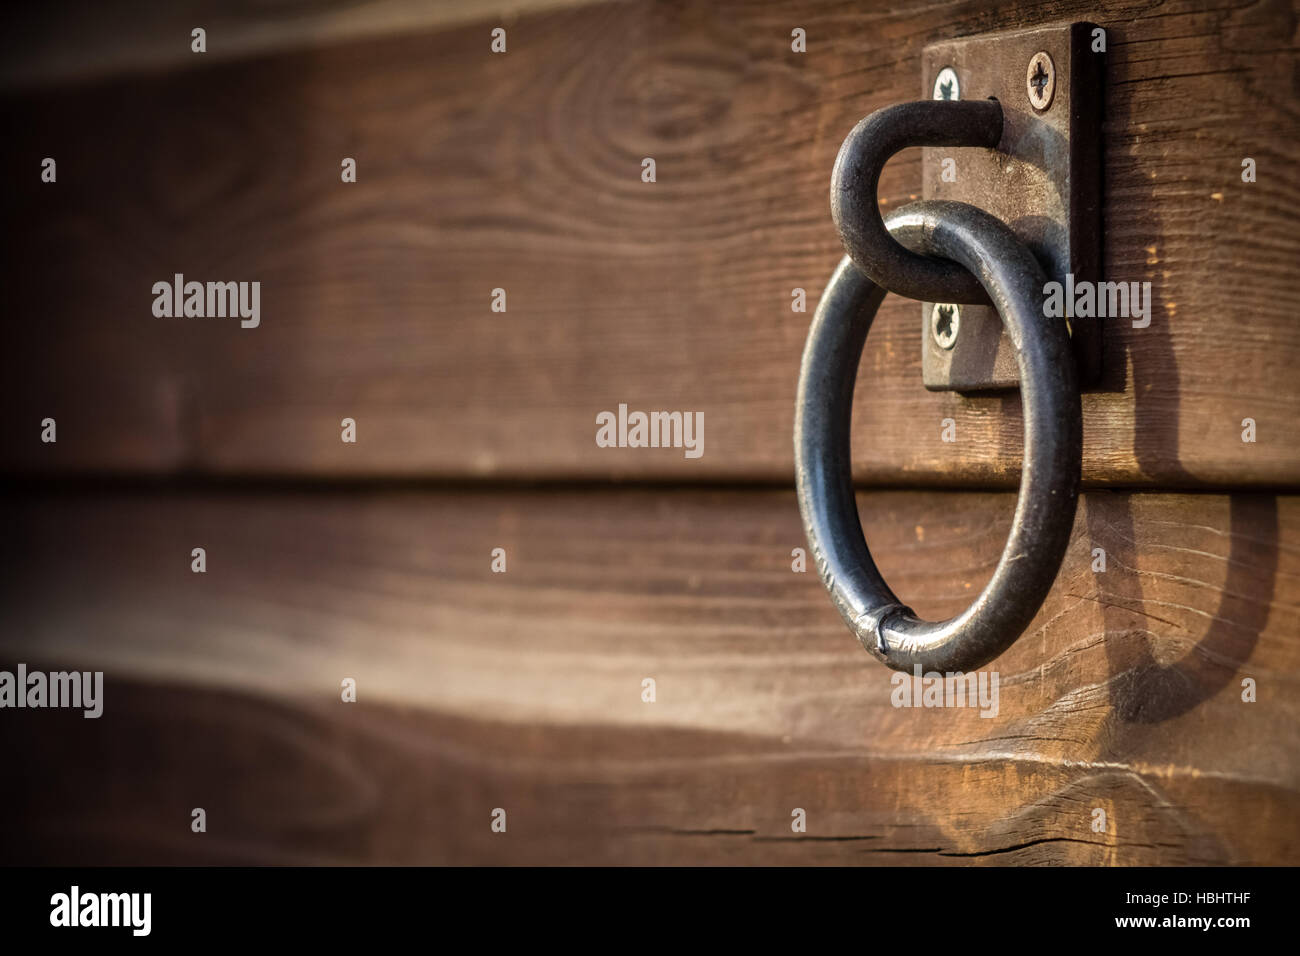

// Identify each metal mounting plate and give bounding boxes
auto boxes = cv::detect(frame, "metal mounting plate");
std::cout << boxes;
[921,22,1102,391]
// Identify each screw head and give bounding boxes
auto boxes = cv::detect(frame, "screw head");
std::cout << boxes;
[932,67,959,101]
[1026,51,1056,111]
[931,303,960,350]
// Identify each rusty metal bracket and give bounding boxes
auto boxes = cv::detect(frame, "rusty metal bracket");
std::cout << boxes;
[921,22,1103,391]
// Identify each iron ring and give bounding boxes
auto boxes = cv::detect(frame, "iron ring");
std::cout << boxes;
[795,199,1081,672]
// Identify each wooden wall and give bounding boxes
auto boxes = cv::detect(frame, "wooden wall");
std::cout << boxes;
[3,0,1298,486]
[2,488,1296,864]
[1,0,1298,865]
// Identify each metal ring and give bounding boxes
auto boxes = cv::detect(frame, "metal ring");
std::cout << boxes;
[795,199,1081,673]
[830,100,1003,304]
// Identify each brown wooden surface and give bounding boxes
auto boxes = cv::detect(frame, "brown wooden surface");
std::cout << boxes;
[0,0,597,89]
[2,487,1295,864]
[3,0,1298,486]
[4,0,1298,871]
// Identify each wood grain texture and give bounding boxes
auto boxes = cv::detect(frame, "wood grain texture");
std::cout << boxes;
[2,0,1298,486]
[0,0,601,89]
[2,487,1296,864]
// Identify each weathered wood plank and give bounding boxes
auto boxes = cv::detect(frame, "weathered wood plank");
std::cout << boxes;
[2,487,1296,863]
[2,0,1297,485]
[0,0,598,89]
[3,681,1291,865]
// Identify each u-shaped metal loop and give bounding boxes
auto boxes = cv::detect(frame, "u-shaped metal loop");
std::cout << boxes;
[830,100,1003,304]
[795,199,1081,673]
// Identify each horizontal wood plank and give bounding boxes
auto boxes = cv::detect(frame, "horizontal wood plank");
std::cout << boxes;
[0,0,597,90]
[1,487,1296,863]
[2,0,1298,486]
